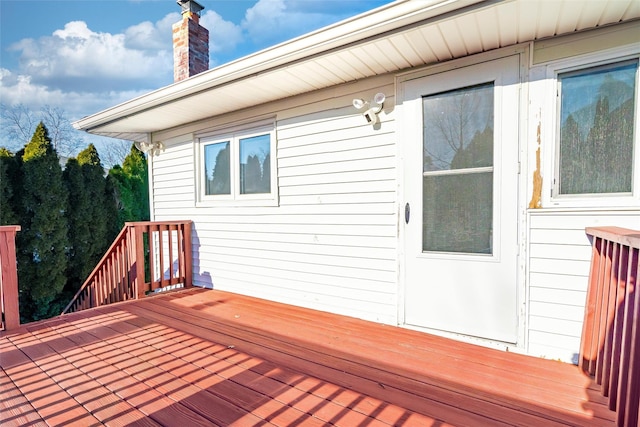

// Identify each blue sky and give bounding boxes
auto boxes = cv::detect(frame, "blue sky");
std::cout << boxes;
[0,0,392,157]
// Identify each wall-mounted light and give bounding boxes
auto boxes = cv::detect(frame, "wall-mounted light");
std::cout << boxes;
[352,92,385,125]
[134,141,165,156]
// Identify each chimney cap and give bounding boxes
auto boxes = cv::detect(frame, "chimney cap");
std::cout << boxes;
[177,0,205,17]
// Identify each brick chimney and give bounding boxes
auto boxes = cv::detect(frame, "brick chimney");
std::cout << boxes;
[172,0,209,82]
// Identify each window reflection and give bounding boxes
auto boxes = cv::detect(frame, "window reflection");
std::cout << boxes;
[240,134,271,194]
[204,141,230,195]
[422,82,494,254]
[558,60,636,195]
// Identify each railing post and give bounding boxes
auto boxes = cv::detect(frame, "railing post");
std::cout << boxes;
[184,222,192,288]
[128,223,146,299]
[1,225,21,331]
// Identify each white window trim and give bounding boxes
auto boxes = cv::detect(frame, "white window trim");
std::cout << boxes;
[542,45,640,209]
[195,119,278,207]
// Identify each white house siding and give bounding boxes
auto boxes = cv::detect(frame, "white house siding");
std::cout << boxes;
[523,28,640,362]
[527,211,640,363]
[151,137,195,209]
[147,27,640,362]
[151,78,400,324]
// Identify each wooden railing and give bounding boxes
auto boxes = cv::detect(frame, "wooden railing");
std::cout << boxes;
[0,225,21,331]
[63,221,192,314]
[580,226,639,427]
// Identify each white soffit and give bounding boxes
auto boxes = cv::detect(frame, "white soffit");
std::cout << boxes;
[74,0,640,142]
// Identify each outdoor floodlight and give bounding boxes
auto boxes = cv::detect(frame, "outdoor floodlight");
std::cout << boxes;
[135,141,165,156]
[352,92,385,125]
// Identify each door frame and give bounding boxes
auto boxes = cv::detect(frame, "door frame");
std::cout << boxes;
[395,46,530,350]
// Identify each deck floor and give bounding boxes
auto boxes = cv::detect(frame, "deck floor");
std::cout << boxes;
[1,288,615,426]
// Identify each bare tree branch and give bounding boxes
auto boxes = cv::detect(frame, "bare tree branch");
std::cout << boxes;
[39,105,84,157]
[97,138,131,167]
[1,103,38,150]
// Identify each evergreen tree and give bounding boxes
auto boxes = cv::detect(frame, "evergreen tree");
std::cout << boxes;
[61,144,115,305]
[0,148,19,225]
[103,168,121,242]
[108,144,150,229]
[63,157,92,297]
[17,122,68,322]
[108,165,135,229]
[122,144,149,221]
[78,144,111,266]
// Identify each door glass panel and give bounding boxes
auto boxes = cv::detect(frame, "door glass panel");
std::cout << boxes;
[422,83,494,254]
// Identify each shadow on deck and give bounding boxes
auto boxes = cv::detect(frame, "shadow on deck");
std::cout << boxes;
[1,288,615,427]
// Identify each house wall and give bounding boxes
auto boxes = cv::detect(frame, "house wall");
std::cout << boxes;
[151,75,400,324]
[527,210,640,363]
[523,25,640,362]
[150,23,639,363]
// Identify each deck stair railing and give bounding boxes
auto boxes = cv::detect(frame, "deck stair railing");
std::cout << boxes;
[0,225,21,331]
[62,221,192,314]
[581,226,640,427]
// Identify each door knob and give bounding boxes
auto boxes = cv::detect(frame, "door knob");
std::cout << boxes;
[405,203,410,224]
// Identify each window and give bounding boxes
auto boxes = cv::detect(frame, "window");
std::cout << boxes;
[199,122,277,205]
[555,59,638,197]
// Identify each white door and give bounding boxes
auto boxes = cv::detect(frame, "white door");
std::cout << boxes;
[402,56,520,343]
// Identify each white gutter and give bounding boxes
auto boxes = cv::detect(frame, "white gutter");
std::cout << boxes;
[73,0,488,132]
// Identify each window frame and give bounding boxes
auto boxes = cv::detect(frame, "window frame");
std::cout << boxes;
[545,50,640,208]
[196,119,278,207]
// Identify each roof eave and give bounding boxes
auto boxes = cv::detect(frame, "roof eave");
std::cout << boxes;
[72,0,488,137]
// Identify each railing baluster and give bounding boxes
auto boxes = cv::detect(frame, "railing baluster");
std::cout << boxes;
[61,221,193,314]
[147,224,156,290]
[159,224,166,288]
[600,242,620,394]
[607,245,629,405]
[582,226,640,427]
[169,224,176,285]
[177,224,185,284]
[620,250,639,427]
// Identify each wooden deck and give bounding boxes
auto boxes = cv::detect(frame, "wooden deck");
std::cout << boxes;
[1,288,616,427]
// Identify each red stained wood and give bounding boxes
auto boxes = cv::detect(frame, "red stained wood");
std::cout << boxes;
[582,227,640,427]
[0,225,21,331]
[63,221,193,315]
[1,287,618,426]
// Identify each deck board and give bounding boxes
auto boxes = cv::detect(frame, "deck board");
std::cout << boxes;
[0,288,615,426]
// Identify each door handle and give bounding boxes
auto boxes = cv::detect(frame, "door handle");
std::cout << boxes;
[405,202,410,224]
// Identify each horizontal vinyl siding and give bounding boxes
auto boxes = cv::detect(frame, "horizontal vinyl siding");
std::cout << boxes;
[152,139,195,212]
[151,87,399,324]
[527,210,640,363]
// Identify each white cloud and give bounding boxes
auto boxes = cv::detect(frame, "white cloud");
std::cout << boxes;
[200,10,243,54]
[8,19,174,93]
[0,67,148,121]
[125,12,180,50]
[242,0,342,45]
[2,2,376,125]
